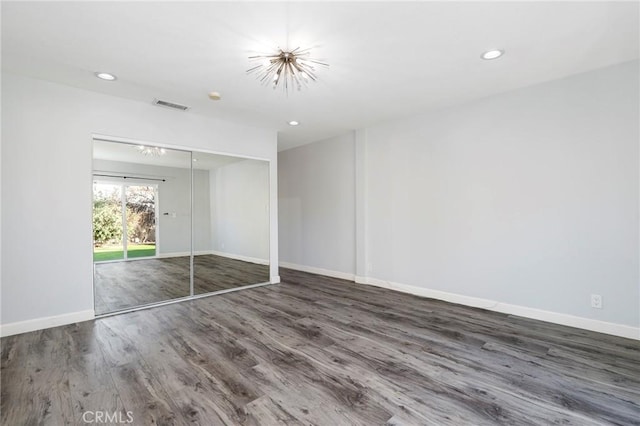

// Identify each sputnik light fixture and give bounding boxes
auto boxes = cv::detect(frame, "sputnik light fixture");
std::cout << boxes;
[247,47,328,94]
[136,145,166,156]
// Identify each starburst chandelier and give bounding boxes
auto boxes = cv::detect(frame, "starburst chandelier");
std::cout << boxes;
[247,47,328,94]
[136,145,166,156]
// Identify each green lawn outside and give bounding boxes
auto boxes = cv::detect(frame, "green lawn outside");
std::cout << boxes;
[93,244,156,262]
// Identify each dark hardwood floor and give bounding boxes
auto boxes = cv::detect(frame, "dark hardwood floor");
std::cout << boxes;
[194,255,269,297]
[2,269,639,425]
[94,254,270,314]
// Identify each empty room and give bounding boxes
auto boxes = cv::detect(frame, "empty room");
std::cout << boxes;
[1,1,638,425]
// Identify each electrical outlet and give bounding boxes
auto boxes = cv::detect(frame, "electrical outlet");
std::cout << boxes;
[591,294,602,309]
[367,262,373,272]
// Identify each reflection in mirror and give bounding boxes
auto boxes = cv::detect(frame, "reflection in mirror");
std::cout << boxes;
[92,140,192,314]
[193,153,270,294]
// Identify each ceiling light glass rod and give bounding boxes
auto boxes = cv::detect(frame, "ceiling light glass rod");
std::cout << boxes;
[248,47,328,94]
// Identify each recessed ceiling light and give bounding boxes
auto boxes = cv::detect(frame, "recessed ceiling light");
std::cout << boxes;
[288,121,299,126]
[481,49,504,60]
[193,158,198,162]
[95,72,117,81]
[208,91,221,101]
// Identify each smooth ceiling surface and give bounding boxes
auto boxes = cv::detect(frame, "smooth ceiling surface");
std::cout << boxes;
[2,2,638,151]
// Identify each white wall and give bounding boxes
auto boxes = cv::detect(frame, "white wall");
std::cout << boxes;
[363,60,639,328]
[193,168,213,253]
[279,133,356,276]
[279,61,639,335]
[1,72,278,332]
[212,159,270,262]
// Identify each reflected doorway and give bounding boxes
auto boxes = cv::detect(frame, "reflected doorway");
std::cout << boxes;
[93,182,157,262]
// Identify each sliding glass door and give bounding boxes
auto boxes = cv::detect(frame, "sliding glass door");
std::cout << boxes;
[92,183,157,261]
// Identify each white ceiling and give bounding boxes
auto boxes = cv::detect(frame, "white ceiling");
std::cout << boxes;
[2,1,638,151]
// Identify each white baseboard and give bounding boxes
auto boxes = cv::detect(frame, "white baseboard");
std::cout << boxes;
[280,262,355,281]
[210,251,269,265]
[0,309,95,337]
[157,251,191,258]
[271,276,281,284]
[355,276,639,340]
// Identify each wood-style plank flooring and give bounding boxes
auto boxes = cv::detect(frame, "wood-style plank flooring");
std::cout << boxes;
[2,269,639,425]
[94,254,269,314]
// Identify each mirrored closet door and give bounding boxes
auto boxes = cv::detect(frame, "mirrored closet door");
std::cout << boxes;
[92,140,192,315]
[193,152,270,295]
[92,139,270,316]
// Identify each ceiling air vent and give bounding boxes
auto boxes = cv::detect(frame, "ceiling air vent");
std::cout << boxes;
[152,98,190,111]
